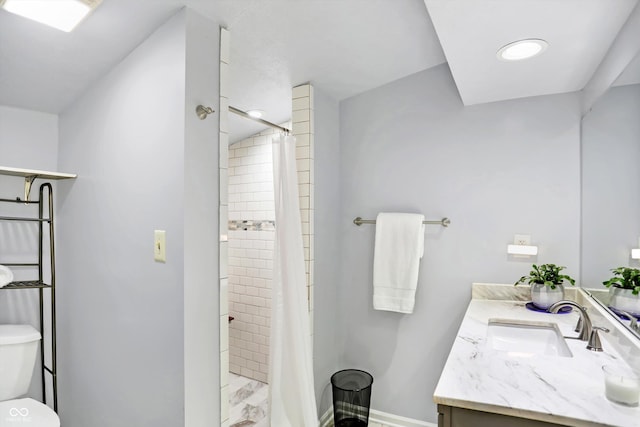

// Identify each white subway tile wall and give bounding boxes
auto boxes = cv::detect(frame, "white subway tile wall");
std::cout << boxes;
[219,26,231,426]
[228,126,284,383]
[292,84,314,340]
[224,82,315,412]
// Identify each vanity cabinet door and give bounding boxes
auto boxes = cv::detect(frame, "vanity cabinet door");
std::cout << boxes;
[437,404,452,427]
[437,404,566,427]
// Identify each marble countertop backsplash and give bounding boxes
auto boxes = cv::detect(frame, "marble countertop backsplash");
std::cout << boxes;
[471,282,579,301]
[433,283,640,427]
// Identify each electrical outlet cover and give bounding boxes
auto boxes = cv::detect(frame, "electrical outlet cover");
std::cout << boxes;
[514,234,531,246]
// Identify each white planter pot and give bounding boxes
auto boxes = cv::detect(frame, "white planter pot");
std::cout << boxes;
[609,287,640,317]
[531,283,564,310]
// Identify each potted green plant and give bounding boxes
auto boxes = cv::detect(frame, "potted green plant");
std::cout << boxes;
[603,267,640,316]
[515,264,576,309]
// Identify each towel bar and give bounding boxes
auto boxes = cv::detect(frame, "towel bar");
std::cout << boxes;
[353,216,450,227]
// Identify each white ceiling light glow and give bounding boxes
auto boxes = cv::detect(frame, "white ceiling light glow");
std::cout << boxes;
[247,110,264,119]
[497,39,548,61]
[0,0,102,32]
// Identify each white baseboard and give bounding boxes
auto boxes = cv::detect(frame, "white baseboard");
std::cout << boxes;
[319,406,436,427]
[369,408,436,427]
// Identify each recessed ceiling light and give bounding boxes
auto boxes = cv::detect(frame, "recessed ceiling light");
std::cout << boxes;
[247,110,264,119]
[497,39,548,61]
[0,0,102,32]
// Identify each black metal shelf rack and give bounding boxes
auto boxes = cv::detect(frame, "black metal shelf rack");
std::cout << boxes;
[0,183,58,411]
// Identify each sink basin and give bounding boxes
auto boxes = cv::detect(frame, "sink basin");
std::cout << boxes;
[486,318,573,358]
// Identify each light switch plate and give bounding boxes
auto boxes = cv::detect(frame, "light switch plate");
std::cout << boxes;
[154,230,166,262]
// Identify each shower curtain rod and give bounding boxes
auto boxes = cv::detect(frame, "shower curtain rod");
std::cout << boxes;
[229,106,291,134]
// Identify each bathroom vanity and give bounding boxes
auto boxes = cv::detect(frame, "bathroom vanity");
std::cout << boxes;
[437,405,567,427]
[434,284,640,427]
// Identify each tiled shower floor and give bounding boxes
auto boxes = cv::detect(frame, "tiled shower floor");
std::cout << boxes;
[229,373,269,427]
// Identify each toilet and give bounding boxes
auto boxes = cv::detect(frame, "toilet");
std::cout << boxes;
[0,325,60,427]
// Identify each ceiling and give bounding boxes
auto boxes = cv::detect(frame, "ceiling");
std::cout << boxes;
[425,0,639,106]
[614,49,640,86]
[0,0,639,141]
[221,0,447,140]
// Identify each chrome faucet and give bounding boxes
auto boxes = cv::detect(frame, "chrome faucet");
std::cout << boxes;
[549,300,592,341]
[618,310,640,333]
[587,326,609,352]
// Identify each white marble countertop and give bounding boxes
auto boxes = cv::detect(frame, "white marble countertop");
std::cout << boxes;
[433,298,640,427]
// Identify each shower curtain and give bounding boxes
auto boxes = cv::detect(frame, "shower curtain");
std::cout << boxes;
[269,134,319,426]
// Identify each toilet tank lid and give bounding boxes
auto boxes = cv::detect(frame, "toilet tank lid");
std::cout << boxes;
[0,325,41,345]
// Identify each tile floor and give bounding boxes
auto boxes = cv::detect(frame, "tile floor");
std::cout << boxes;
[229,373,269,427]
[228,374,391,427]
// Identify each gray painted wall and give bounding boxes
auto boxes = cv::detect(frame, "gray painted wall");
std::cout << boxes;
[2,19,596,426]
[336,64,581,422]
[581,84,640,288]
[56,12,187,427]
[56,9,220,427]
[183,10,220,426]
[0,106,58,326]
[0,106,58,170]
[312,86,342,415]
[0,105,59,400]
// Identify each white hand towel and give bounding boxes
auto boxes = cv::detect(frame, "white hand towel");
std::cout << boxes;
[373,212,425,313]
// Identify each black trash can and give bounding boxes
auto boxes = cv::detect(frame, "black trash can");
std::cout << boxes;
[331,369,374,427]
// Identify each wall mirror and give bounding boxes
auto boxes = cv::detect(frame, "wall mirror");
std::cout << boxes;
[581,50,640,338]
